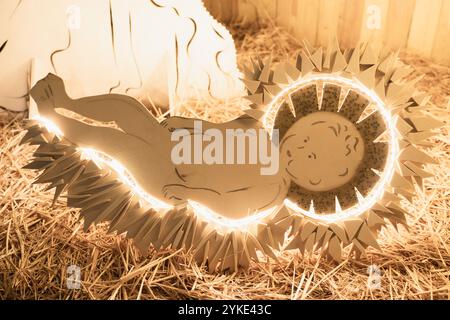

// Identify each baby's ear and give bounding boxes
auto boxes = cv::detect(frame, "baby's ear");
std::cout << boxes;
[346,135,361,152]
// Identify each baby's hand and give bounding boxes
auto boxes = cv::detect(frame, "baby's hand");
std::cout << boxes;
[161,116,196,132]
[162,184,189,204]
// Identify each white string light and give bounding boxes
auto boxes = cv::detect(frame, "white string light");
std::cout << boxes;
[263,74,399,223]
[188,200,279,230]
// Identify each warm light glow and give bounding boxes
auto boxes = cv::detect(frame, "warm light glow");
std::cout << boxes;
[188,200,279,230]
[79,148,171,210]
[263,74,399,223]
[31,114,170,209]
[33,72,398,226]
[34,115,279,229]
[31,115,64,137]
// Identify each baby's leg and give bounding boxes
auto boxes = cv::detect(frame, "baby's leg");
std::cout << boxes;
[31,76,179,200]
[34,74,163,142]
[66,94,163,139]
[30,76,137,153]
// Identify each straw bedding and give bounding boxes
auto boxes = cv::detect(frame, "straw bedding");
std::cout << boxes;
[0,21,449,299]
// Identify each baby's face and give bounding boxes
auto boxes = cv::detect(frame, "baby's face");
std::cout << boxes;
[280,112,364,192]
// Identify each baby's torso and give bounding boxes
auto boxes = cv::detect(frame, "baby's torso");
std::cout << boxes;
[169,123,285,192]
[166,120,289,217]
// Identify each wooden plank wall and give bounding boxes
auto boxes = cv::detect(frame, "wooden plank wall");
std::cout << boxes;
[203,0,450,66]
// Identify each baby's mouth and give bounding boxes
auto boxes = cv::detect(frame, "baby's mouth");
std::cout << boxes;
[309,178,322,186]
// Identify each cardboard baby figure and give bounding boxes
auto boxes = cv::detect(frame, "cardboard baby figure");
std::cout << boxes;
[30,74,366,220]
[0,0,244,112]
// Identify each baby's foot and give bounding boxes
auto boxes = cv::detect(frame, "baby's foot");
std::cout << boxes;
[30,73,70,109]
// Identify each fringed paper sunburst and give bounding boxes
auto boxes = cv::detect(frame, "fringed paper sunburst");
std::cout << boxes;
[21,40,442,272]
[241,40,442,260]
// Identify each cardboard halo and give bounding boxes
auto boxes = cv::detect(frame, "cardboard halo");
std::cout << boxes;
[242,41,442,260]
[21,41,442,271]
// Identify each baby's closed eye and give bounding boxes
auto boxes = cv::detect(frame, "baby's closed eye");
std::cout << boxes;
[308,152,317,159]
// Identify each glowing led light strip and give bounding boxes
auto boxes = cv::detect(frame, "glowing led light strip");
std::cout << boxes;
[31,114,172,210]
[79,148,172,210]
[189,200,279,230]
[32,115,63,136]
[263,74,399,223]
[31,115,277,229]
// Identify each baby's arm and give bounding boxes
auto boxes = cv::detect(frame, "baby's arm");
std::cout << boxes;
[223,181,288,213]
[161,114,262,132]
[163,179,288,219]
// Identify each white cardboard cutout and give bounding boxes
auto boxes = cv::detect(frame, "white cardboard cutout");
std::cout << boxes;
[0,0,244,112]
